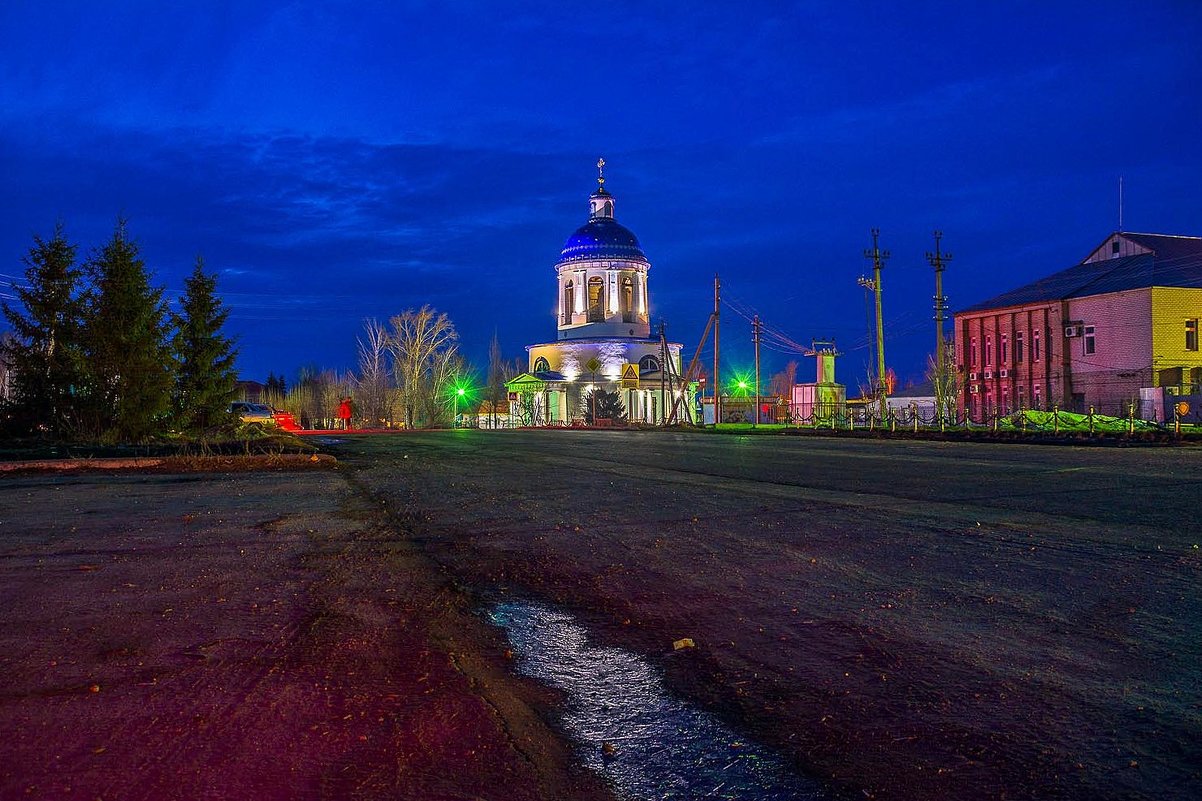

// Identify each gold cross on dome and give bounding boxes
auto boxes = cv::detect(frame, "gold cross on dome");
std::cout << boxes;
[596,157,605,188]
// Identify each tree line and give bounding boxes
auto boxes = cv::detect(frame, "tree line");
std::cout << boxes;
[3,221,530,441]
[2,220,237,443]
[257,313,523,430]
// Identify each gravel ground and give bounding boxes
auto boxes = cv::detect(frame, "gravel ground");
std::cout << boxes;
[0,464,613,801]
[335,429,1202,801]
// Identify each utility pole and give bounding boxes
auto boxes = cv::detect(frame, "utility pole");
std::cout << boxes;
[927,232,953,424]
[926,231,952,367]
[864,229,890,416]
[752,315,762,426]
[857,274,876,399]
[713,274,721,425]
[659,320,667,425]
[673,286,719,425]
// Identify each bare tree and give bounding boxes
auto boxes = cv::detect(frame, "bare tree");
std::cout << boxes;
[768,360,798,398]
[286,365,350,430]
[485,331,524,428]
[354,317,394,427]
[926,350,961,425]
[387,306,460,428]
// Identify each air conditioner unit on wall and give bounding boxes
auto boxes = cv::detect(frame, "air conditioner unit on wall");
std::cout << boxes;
[999,368,1009,378]
[984,370,993,379]
[1064,325,1082,338]
[969,384,980,394]
[969,371,978,381]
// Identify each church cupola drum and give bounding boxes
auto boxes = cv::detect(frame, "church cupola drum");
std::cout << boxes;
[556,158,651,340]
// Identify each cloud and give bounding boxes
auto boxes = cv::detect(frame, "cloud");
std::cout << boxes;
[0,117,608,376]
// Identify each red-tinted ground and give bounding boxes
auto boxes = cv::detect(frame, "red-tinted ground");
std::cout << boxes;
[4,432,1200,801]
[0,464,613,801]
[337,430,1202,801]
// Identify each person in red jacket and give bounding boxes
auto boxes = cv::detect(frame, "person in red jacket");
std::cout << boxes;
[337,397,353,431]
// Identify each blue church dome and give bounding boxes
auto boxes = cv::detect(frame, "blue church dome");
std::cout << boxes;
[558,217,648,264]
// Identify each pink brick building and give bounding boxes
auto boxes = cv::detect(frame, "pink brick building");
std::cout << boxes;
[954,232,1202,420]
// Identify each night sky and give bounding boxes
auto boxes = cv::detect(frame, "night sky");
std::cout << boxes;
[3,2,1201,390]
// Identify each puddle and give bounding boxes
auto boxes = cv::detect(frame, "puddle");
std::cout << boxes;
[490,600,831,800]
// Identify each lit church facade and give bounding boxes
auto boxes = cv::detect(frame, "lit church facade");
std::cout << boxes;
[506,162,688,424]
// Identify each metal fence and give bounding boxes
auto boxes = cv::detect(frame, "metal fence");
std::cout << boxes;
[785,402,1196,437]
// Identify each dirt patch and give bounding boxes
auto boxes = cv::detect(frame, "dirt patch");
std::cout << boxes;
[0,453,338,475]
[0,469,614,800]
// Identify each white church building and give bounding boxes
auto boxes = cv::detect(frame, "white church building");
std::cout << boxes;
[506,162,689,424]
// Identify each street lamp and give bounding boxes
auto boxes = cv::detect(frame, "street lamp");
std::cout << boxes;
[454,386,466,428]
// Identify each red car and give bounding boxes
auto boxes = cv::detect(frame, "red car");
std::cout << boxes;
[271,408,301,431]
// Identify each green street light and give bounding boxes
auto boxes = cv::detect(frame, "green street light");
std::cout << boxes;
[449,380,475,429]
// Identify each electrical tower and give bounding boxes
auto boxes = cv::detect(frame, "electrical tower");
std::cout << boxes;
[863,229,889,416]
[752,315,762,425]
[926,231,952,368]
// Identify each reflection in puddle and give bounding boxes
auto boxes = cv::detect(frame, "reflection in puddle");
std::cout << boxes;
[490,600,830,800]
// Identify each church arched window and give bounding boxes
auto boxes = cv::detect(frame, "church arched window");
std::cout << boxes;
[622,275,634,323]
[639,355,660,374]
[587,276,604,322]
[564,281,574,322]
[533,357,550,373]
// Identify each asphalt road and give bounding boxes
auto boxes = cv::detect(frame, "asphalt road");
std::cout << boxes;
[339,430,1202,801]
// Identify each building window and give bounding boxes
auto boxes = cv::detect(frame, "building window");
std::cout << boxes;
[1018,385,1026,408]
[1187,319,1199,351]
[1034,384,1042,408]
[1016,331,1024,364]
[1083,325,1096,355]
[587,276,604,322]
[1001,334,1009,364]
[564,281,574,321]
[970,337,978,366]
[533,357,550,373]
[1033,330,1041,362]
[638,355,660,373]
[985,335,993,366]
[622,276,634,323]
[1112,240,1121,255]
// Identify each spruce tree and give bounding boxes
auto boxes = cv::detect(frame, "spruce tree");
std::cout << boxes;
[171,256,238,436]
[79,219,174,443]
[1,223,85,436]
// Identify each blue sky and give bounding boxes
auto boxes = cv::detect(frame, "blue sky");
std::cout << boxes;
[2,1,1200,388]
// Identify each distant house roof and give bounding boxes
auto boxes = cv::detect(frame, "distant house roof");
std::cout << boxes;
[891,380,935,398]
[958,232,1202,314]
[236,379,265,401]
[506,370,567,388]
[477,400,510,415]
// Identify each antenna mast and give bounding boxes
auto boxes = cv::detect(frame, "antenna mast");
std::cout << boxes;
[1118,176,1124,232]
